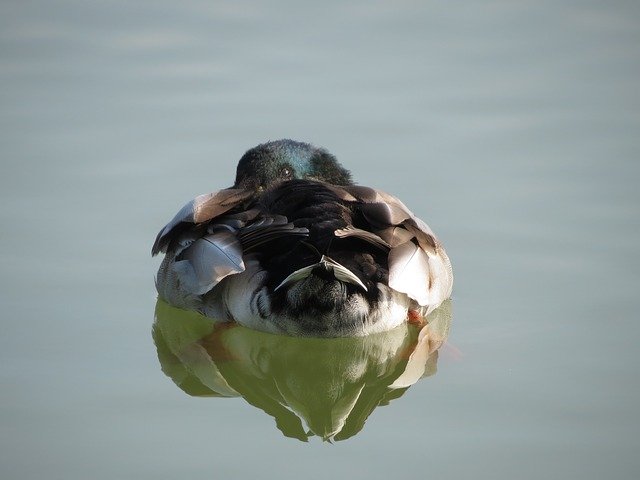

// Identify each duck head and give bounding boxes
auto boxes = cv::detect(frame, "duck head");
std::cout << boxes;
[234,139,353,190]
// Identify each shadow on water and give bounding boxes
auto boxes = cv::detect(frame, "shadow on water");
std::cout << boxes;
[152,299,452,442]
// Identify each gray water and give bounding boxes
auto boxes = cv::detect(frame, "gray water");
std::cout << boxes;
[1,1,639,478]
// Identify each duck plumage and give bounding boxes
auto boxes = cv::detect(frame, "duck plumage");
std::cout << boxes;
[153,140,452,337]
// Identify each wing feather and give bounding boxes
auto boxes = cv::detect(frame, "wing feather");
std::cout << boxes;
[388,241,431,306]
[377,226,414,247]
[327,184,453,307]
[334,226,390,250]
[179,231,245,295]
[152,188,253,255]
[239,220,309,251]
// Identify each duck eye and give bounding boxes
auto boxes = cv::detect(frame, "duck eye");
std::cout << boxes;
[282,167,292,178]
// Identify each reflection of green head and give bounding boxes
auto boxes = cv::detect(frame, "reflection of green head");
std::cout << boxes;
[153,298,452,442]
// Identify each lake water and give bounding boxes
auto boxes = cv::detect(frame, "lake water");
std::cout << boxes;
[1,1,639,478]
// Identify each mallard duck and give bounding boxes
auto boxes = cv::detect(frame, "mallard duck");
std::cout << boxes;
[152,139,453,337]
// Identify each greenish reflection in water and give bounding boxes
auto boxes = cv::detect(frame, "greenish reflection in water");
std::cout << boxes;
[153,300,452,442]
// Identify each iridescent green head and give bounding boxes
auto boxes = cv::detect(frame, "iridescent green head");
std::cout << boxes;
[234,139,353,190]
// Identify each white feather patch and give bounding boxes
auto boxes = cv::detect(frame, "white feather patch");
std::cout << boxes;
[388,241,430,306]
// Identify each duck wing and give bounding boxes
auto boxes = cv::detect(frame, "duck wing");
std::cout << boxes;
[154,189,310,303]
[152,188,254,256]
[329,185,453,313]
[170,215,308,295]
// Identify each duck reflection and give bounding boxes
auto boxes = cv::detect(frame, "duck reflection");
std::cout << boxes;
[153,299,452,442]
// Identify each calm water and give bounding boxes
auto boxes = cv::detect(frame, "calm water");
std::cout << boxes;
[1,1,639,478]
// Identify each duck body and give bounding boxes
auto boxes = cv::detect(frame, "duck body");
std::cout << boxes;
[153,140,453,337]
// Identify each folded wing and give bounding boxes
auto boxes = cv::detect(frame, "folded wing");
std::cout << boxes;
[331,185,453,313]
[152,188,254,256]
[153,188,308,307]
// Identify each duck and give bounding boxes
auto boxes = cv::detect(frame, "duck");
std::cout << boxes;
[152,139,453,337]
